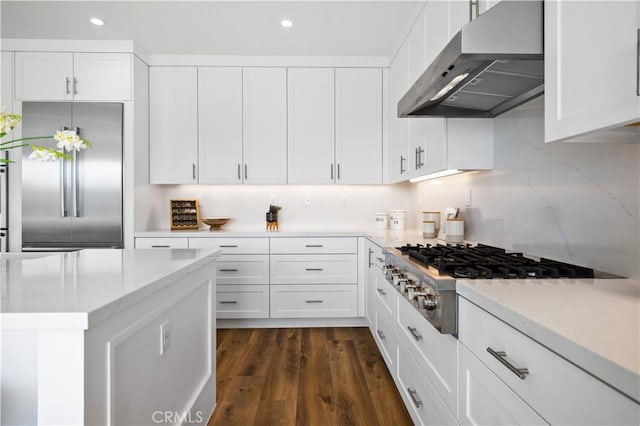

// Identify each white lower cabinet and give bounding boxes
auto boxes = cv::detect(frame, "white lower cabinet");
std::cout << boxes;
[459,344,546,426]
[270,284,358,318]
[458,297,640,425]
[397,344,458,426]
[216,284,269,319]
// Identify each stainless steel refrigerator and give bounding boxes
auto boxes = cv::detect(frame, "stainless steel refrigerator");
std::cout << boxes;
[21,102,123,251]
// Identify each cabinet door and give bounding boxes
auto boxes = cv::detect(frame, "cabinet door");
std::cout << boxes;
[545,0,640,143]
[149,67,198,184]
[407,11,428,177]
[287,68,335,184]
[198,67,243,184]
[73,53,132,101]
[335,68,383,184]
[389,42,410,183]
[242,68,287,184]
[14,52,73,101]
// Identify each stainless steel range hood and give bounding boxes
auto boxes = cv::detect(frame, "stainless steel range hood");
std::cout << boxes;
[398,0,544,118]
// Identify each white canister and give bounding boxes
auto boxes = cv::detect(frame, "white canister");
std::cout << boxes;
[389,210,406,231]
[422,211,441,232]
[445,218,465,243]
[374,212,388,230]
[422,221,436,238]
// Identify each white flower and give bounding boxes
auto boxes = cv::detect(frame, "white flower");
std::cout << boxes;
[0,111,20,135]
[53,130,88,152]
[28,147,60,162]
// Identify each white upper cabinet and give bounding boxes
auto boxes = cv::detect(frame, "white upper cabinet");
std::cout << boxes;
[242,68,288,184]
[15,52,131,101]
[389,42,410,183]
[287,68,335,184]
[149,67,198,184]
[407,11,428,178]
[545,0,640,143]
[335,68,383,184]
[198,67,243,184]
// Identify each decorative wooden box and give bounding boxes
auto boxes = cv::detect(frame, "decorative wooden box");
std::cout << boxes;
[170,199,200,230]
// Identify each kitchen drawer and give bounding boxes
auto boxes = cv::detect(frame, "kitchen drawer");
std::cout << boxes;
[375,298,398,373]
[396,343,457,426]
[458,297,640,425]
[270,237,357,254]
[215,255,269,285]
[459,344,547,426]
[216,285,269,319]
[396,295,458,415]
[270,284,358,318]
[270,254,357,284]
[374,275,396,318]
[188,237,269,254]
[134,237,188,249]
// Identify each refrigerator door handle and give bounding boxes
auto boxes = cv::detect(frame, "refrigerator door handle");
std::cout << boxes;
[60,160,68,217]
[72,127,80,217]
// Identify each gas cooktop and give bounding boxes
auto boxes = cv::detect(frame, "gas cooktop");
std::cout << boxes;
[395,243,601,279]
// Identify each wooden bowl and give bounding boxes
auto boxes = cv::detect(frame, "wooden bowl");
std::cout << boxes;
[202,217,230,230]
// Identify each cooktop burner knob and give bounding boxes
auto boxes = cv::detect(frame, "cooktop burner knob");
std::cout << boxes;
[424,295,438,311]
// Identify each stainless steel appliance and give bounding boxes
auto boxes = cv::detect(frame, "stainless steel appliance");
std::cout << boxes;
[398,0,544,118]
[0,164,7,252]
[21,102,123,251]
[384,243,620,335]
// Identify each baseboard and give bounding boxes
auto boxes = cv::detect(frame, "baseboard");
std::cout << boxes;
[217,317,368,329]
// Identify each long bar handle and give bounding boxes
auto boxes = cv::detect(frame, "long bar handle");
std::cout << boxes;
[368,248,373,267]
[331,164,334,180]
[305,268,324,272]
[637,29,639,96]
[237,163,241,180]
[192,163,196,180]
[219,268,238,272]
[376,288,386,295]
[400,156,406,174]
[337,163,341,180]
[65,77,71,95]
[73,77,78,95]
[219,245,238,248]
[376,329,386,340]
[415,147,419,169]
[72,150,79,217]
[220,301,238,304]
[151,245,170,248]
[486,347,529,380]
[60,160,67,217]
[305,244,324,248]
[407,326,423,341]
[244,164,248,180]
[407,388,423,408]
[305,300,323,304]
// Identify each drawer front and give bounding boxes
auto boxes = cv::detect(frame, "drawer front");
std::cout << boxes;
[459,344,547,426]
[397,344,457,426]
[458,297,640,425]
[135,237,188,249]
[215,255,269,285]
[188,237,269,254]
[270,284,358,318]
[270,254,358,284]
[374,275,396,318]
[270,237,357,254]
[375,301,398,373]
[216,285,269,319]
[396,296,458,416]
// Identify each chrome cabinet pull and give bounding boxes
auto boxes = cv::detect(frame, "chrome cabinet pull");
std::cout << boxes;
[376,257,385,263]
[407,326,423,341]
[376,288,386,295]
[305,244,323,248]
[219,268,238,272]
[487,347,529,380]
[305,268,324,272]
[192,164,196,180]
[407,388,423,408]
[368,248,373,267]
[331,164,334,180]
[65,77,71,95]
[415,147,419,169]
[376,329,386,340]
[219,245,238,248]
[337,163,341,180]
[151,245,170,248]
[417,146,425,168]
[220,301,238,304]
[400,156,406,174]
[237,163,241,180]
[305,300,323,304]
[73,77,78,95]
[244,164,248,180]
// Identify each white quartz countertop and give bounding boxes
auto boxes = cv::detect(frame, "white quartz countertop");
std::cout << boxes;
[0,249,220,330]
[456,277,640,403]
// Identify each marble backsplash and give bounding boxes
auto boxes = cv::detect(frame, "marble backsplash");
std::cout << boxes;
[412,97,640,279]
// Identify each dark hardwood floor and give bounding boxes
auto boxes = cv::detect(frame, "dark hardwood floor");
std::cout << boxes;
[208,327,412,426]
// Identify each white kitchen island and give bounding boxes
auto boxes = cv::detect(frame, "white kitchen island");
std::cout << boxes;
[0,248,220,426]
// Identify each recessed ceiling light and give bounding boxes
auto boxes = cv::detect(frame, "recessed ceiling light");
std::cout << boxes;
[90,17,104,26]
[280,19,293,28]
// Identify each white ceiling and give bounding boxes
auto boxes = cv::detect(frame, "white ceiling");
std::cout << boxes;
[1,1,421,56]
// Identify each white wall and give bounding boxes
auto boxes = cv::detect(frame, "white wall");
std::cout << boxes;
[151,183,413,232]
[412,97,640,279]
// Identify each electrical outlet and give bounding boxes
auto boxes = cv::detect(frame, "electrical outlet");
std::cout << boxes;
[160,321,170,355]
[340,194,348,207]
[304,195,311,206]
[270,194,277,205]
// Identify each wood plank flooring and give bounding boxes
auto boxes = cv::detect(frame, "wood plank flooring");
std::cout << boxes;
[209,327,412,426]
